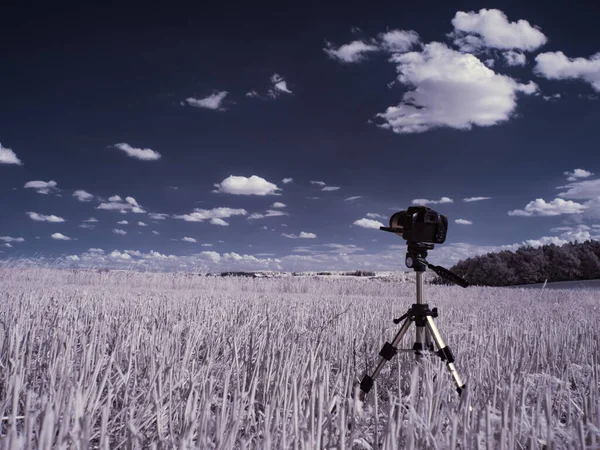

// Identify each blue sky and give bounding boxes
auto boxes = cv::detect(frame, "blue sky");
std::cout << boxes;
[1,1,599,272]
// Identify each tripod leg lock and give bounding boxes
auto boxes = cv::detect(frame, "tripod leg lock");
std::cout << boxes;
[379,342,398,360]
[436,346,456,364]
[360,375,374,394]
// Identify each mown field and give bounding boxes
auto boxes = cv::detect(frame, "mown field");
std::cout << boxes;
[0,268,599,449]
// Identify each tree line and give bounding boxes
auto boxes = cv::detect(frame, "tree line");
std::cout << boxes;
[431,239,600,287]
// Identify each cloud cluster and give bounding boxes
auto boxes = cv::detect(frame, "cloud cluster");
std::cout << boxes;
[508,198,586,216]
[213,175,281,196]
[282,232,317,239]
[535,52,600,92]
[376,42,538,134]
[463,196,492,202]
[246,75,293,100]
[324,29,420,64]
[354,218,384,229]
[113,143,161,161]
[73,190,94,202]
[412,197,454,206]
[324,40,380,63]
[0,143,22,165]
[564,169,594,182]
[174,207,247,226]
[450,9,547,52]
[24,180,59,195]
[51,233,71,241]
[27,212,65,223]
[185,91,229,110]
[97,195,145,214]
[0,236,25,243]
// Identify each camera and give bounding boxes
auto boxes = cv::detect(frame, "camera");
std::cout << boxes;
[381,206,448,244]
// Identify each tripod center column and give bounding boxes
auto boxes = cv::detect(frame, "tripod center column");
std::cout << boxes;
[416,271,425,304]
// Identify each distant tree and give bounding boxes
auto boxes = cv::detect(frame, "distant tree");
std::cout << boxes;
[442,239,600,287]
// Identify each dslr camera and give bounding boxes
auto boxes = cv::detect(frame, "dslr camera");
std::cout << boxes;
[381,206,448,244]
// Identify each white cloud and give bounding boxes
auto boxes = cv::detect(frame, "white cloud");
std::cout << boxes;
[345,196,362,201]
[376,43,538,134]
[200,251,221,263]
[152,231,160,235]
[504,51,526,66]
[27,212,65,223]
[79,223,95,229]
[508,198,587,216]
[353,218,385,229]
[182,237,197,243]
[324,40,379,63]
[270,74,292,95]
[83,217,98,223]
[201,243,213,247]
[185,91,229,110]
[246,90,260,98]
[564,168,594,182]
[451,9,547,52]
[51,233,71,240]
[0,236,25,243]
[210,218,229,226]
[542,93,561,101]
[412,197,454,205]
[0,143,23,165]
[113,229,127,235]
[322,186,340,191]
[109,250,132,260]
[282,232,317,239]
[366,212,385,219]
[282,178,293,184]
[97,195,145,213]
[557,179,600,200]
[138,221,147,227]
[175,207,247,225]
[73,190,94,202]
[24,180,59,195]
[149,213,169,220]
[213,175,280,196]
[113,143,161,161]
[379,30,420,53]
[126,197,139,207]
[117,220,128,225]
[310,181,326,186]
[248,213,264,220]
[271,202,286,208]
[535,51,600,92]
[455,219,473,225]
[265,210,288,217]
[463,196,492,202]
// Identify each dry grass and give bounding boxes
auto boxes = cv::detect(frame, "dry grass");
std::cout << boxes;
[0,268,599,449]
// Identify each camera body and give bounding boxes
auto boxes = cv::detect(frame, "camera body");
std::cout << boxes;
[382,206,448,244]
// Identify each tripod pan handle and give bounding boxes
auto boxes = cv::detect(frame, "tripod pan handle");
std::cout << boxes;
[427,264,469,288]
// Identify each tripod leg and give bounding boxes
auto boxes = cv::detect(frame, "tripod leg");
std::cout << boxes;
[413,324,427,358]
[424,327,434,352]
[359,317,413,400]
[424,316,466,395]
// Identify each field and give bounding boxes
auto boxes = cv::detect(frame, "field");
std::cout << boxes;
[0,268,599,449]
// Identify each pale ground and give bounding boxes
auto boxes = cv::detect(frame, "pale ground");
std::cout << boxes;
[0,268,599,449]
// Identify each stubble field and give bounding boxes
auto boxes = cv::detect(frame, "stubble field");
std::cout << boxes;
[0,268,599,449]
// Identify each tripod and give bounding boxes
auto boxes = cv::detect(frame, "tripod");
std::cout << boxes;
[359,242,469,401]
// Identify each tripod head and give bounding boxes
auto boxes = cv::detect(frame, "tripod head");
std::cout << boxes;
[381,207,469,288]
